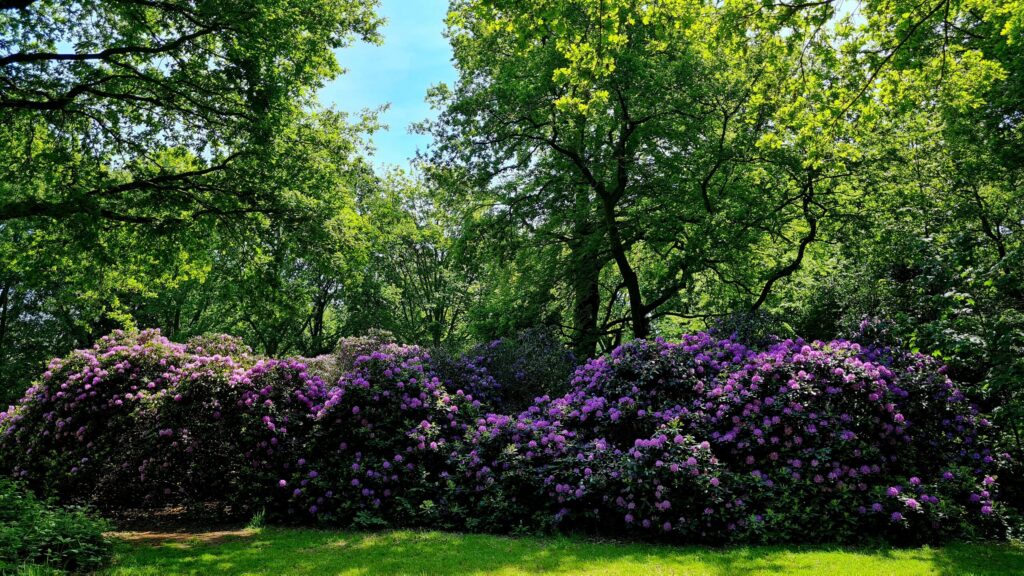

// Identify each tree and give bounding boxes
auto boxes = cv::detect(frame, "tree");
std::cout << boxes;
[344,172,473,347]
[426,0,869,344]
[0,0,381,227]
[132,110,377,357]
[0,0,383,400]
[425,164,612,357]
[774,0,1024,463]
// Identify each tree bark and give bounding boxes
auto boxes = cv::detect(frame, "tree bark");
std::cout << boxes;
[570,240,602,359]
[600,196,650,339]
[0,283,10,372]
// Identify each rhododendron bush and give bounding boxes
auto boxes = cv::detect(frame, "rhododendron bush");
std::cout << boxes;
[0,330,324,513]
[271,345,480,527]
[0,330,1008,544]
[458,336,1006,543]
[433,327,578,413]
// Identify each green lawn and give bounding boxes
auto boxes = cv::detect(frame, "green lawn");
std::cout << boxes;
[100,528,1024,576]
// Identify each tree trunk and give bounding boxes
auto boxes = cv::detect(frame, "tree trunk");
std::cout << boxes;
[0,283,10,372]
[571,247,602,359]
[600,197,650,339]
[569,189,604,359]
[308,284,330,355]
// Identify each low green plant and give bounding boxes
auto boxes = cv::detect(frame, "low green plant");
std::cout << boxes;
[247,509,266,530]
[0,479,111,573]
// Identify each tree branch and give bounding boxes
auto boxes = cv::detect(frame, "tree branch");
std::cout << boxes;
[0,27,216,67]
[750,178,820,311]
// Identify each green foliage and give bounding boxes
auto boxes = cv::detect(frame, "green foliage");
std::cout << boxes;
[343,172,473,347]
[0,478,111,573]
[420,0,1024,510]
[0,0,383,401]
[764,0,1024,497]
[426,0,872,345]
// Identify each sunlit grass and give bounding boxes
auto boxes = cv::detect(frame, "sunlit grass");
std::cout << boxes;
[102,528,1024,575]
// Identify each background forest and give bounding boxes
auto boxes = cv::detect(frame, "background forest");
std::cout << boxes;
[0,0,1021,469]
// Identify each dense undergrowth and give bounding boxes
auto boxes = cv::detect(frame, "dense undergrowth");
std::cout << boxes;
[0,478,110,573]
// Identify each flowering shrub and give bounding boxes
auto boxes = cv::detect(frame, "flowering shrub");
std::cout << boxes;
[454,335,751,537]
[710,338,1003,544]
[334,330,397,374]
[124,352,248,507]
[269,345,479,527]
[185,333,254,358]
[454,412,729,537]
[297,330,401,387]
[0,330,194,504]
[464,336,1004,544]
[297,354,340,384]
[434,327,577,413]
[0,329,1007,544]
[0,330,326,514]
[157,357,328,513]
[429,352,502,410]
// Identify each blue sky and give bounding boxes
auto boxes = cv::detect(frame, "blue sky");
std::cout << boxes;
[319,0,456,171]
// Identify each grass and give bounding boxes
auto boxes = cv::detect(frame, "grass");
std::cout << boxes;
[99,528,1024,576]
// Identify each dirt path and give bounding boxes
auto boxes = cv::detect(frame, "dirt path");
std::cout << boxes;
[105,504,258,546]
[109,528,258,546]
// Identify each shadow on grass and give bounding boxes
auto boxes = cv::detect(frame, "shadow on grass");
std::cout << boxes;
[105,528,1024,576]
[930,542,1024,576]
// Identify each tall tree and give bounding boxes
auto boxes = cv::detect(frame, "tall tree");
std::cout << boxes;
[775,0,1024,460]
[345,172,473,347]
[0,0,380,226]
[427,0,865,341]
[0,0,383,400]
